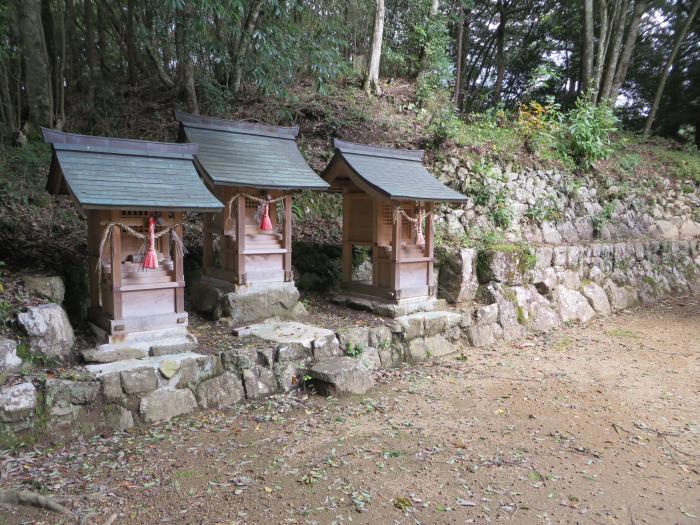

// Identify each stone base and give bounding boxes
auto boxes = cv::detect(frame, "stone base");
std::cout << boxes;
[309,357,375,396]
[82,326,198,364]
[333,292,447,318]
[191,277,303,325]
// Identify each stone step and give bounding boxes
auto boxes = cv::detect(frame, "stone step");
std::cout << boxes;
[309,357,375,396]
[82,333,198,363]
[84,351,204,377]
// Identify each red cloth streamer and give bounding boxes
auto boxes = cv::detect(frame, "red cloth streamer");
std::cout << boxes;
[143,216,159,269]
[415,206,425,248]
[260,200,273,231]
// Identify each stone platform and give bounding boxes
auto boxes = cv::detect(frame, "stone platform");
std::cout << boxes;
[81,327,198,364]
[190,277,305,324]
[333,292,447,318]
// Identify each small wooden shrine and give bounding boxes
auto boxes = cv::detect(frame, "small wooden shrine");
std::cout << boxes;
[322,139,467,304]
[176,112,328,290]
[43,129,223,340]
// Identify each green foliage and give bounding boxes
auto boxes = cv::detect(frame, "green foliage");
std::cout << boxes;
[465,167,513,229]
[345,343,364,358]
[564,96,618,168]
[592,202,615,236]
[524,196,561,224]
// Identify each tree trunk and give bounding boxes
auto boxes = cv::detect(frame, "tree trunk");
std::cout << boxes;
[493,0,507,104]
[453,7,465,108]
[64,0,78,87]
[643,0,700,139]
[591,0,609,101]
[599,0,629,103]
[14,0,53,129]
[582,0,594,93]
[0,60,17,130]
[364,0,385,96]
[609,0,647,103]
[126,0,137,84]
[96,0,108,78]
[84,0,97,108]
[416,0,440,79]
[175,5,198,114]
[231,0,265,95]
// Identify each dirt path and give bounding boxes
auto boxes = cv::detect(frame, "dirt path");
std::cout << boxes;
[3,295,699,525]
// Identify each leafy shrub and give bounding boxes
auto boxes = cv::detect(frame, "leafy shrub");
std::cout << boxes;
[564,96,618,168]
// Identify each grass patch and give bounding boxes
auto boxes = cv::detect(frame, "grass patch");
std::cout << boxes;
[605,328,638,338]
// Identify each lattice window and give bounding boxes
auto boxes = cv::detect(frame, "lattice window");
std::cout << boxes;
[382,204,393,225]
[382,204,412,226]
[121,210,150,217]
[245,198,258,210]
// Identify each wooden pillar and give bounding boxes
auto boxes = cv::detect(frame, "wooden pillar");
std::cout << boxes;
[236,194,246,285]
[371,198,379,287]
[283,194,292,281]
[202,212,213,272]
[173,212,185,313]
[424,202,434,292]
[87,210,101,308]
[341,194,352,284]
[390,202,401,298]
[110,210,123,320]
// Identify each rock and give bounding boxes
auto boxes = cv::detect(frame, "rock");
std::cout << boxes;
[438,248,478,304]
[273,361,301,391]
[23,275,65,304]
[222,283,300,324]
[337,327,370,353]
[603,280,639,310]
[81,343,150,364]
[101,373,124,403]
[309,357,374,396]
[405,335,455,362]
[242,365,277,399]
[0,382,36,423]
[679,220,700,239]
[533,267,557,294]
[581,282,611,315]
[159,359,180,379]
[120,367,158,394]
[541,222,563,244]
[221,347,259,372]
[196,372,245,409]
[352,259,373,281]
[17,304,75,360]
[358,347,381,370]
[245,321,339,360]
[650,220,679,240]
[46,379,100,405]
[474,304,499,326]
[189,280,224,319]
[140,389,198,423]
[103,405,135,431]
[477,248,528,285]
[551,285,595,323]
[368,326,392,348]
[0,339,22,373]
[558,269,581,289]
[149,335,198,357]
[467,324,496,347]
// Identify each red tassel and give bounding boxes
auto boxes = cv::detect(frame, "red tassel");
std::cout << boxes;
[143,216,159,269]
[260,201,273,231]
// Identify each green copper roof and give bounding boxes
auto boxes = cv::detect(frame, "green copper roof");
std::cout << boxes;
[43,129,223,212]
[325,139,467,202]
[176,111,329,191]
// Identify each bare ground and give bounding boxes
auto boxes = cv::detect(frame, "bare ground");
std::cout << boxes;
[2,294,699,525]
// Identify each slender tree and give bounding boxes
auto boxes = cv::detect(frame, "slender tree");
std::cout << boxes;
[644,0,700,139]
[13,0,53,129]
[364,0,385,96]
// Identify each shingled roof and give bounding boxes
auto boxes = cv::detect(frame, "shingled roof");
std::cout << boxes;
[324,139,467,202]
[176,111,329,191]
[43,129,223,212]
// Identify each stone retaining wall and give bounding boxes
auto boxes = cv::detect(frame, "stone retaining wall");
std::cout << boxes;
[2,239,698,446]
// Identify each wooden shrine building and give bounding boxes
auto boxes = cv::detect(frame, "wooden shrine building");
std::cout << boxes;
[322,139,467,306]
[43,129,223,341]
[176,112,328,291]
